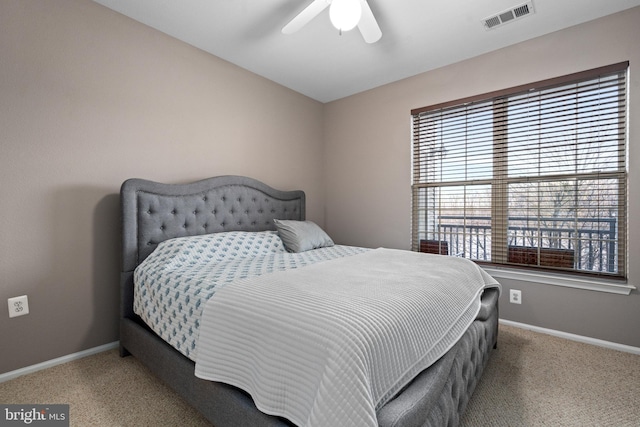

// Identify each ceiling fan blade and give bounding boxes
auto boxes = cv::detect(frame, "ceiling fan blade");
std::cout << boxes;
[282,0,331,34]
[357,0,381,43]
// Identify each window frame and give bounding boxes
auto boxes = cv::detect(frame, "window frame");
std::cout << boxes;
[411,62,632,292]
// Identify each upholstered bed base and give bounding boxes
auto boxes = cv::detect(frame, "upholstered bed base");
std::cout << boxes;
[119,175,498,427]
[120,289,497,427]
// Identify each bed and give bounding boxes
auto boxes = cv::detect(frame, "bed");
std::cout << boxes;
[120,175,500,427]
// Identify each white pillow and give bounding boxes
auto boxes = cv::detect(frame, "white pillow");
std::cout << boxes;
[273,219,334,253]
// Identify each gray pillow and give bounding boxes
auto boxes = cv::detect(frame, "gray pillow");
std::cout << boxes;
[273,219,335,253]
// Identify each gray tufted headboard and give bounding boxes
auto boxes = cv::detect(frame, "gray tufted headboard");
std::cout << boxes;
[120,175,305,319]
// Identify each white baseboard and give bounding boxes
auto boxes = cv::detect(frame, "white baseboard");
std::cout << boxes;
[499,319,640,355]
[0,341,119,384]
[3,322,639,384]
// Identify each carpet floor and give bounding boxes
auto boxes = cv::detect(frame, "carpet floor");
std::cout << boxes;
[1,324,639,426]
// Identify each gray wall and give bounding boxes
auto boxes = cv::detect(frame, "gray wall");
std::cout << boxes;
[324,7,640,348]
[0,0,324,374]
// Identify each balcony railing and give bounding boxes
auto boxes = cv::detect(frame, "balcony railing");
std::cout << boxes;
[422,215,618,273]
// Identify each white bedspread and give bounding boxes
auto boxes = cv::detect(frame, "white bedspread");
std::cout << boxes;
[195,248,499,427]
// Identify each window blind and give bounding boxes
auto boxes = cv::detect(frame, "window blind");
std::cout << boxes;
[411,62,628,278]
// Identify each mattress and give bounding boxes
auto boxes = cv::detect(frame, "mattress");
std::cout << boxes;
[133,230,368,360]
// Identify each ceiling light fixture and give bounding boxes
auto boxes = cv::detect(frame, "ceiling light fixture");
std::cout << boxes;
[329,0,362,33]
[282,0,381,43]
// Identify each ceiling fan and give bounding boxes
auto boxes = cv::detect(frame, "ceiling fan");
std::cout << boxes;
[282,0,382,44]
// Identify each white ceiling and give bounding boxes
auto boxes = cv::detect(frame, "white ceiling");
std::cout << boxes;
[93,0,640,103]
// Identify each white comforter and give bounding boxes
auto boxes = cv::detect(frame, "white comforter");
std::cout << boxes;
[195,248,499,427]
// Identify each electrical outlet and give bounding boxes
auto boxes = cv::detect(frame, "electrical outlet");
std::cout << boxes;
[8,295,29,318]
[509,289,522,304]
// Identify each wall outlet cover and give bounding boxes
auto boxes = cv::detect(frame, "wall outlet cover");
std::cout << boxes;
[8,295,29,318]
[509,289,522,304]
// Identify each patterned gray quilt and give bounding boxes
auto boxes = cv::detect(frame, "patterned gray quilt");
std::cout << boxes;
[133,231,367,359]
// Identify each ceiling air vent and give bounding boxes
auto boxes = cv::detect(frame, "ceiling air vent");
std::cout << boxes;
[482,1,535,30]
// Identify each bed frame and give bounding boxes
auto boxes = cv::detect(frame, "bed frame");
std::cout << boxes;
[120,175,499,427]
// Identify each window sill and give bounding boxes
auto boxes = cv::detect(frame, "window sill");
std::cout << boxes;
[483,267,636,295]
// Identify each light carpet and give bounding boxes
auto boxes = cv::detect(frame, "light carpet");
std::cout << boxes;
[1,324,639,426]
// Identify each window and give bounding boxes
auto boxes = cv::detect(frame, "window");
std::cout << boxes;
[411,62,628,279]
